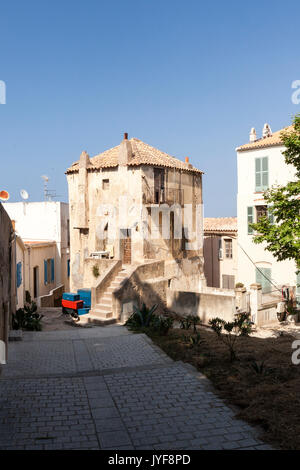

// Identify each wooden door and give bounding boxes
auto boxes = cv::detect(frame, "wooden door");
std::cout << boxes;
[120,229,131,264]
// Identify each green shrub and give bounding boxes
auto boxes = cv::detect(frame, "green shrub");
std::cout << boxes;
[179,315,200,332]
[12,301,43,331]
[209,313,254,361]
[209,317,238,362]
[92,265,100,278]
[151,315,174,335]
[235,282,244,288]
[235,312,253,336]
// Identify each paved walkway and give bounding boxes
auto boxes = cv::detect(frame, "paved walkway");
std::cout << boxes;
[0,326,272,450]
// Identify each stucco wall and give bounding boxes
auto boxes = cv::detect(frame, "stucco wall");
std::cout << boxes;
[4,201,70,293]
[204,233,237,289]
[166,289,236,323]
[0,203,14,360]
[237,144,298,289]
[24,244,57,299]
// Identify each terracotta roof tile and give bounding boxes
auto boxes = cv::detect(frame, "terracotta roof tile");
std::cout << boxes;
[236,125,294,152]
[66,138,203,174]
[204,217,237,232]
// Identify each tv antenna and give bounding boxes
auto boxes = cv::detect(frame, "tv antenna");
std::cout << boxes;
[41,175,60,201]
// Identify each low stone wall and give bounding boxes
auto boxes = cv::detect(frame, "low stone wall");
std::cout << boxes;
[112,261,169,321]
[38,285,65,308]
[166,289,236,323]
[84,258,117,286]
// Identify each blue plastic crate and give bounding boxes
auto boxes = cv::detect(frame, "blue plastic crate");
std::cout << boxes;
[78,307,90,316]
[77,289,91,308]
[62,292,80,302]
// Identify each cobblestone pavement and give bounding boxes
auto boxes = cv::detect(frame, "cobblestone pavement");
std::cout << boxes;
[0,326,272,450]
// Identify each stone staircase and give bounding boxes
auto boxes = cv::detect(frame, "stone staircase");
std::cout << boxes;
[84,266,131,324]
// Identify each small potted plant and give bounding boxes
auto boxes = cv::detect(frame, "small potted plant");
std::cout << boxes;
[286,304,298,323]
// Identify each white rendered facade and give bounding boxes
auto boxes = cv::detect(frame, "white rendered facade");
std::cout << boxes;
[237,129,298,295]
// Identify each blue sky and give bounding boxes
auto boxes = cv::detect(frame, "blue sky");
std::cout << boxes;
[0,0,299,216]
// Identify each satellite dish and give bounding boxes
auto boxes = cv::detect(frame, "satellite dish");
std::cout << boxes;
[0,190,10,201]
[20,189,29,200]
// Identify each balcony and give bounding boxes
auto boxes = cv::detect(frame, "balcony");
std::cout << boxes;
[143,187,184,205]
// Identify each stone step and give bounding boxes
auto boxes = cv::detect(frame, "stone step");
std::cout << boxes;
[101,298,112,307]
[90,308,113,319]
[101,293,113,300]
[94,304,111,312]
[114,276,128,283]
[77,314,117,326]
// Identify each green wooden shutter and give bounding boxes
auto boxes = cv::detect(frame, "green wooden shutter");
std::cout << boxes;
[262,157,269,189]
[44,260,48,285]
[255,157,268,191]
[247,206,254,234]
[256,267,272,293]
[255,158,262,191]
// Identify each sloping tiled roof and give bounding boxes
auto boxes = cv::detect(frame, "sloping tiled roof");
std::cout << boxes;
[236,125,293,152]
[204,217,237,233]
[66,138,203,174]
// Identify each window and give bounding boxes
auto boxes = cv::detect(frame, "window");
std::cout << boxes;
[17,262,22,288]
[67,259,70,278]
[218,238,223,259]
[102,179,109,190]
[247,206,254,234]
[255,157,268,192]
[222,275,235,289]
[224,239,232,258]
[256,205,268,222]
[44,258,55,285]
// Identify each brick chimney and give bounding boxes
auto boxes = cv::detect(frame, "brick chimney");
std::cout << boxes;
[118,132,133,166]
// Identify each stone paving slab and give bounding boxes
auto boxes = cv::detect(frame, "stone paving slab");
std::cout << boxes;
[3,332,169,378]
[0,328,273,450]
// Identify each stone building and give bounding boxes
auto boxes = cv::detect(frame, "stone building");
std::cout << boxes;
[0,203,15,364]
[4,201,70,301]
[66,133,206,321]
[203,217,237,289]
[236,123,299,301]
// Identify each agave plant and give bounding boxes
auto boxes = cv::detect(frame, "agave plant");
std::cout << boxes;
[125,303,158,329]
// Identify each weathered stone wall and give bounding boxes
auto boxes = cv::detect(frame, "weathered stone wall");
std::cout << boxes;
[0,203,14,362]
[67,150,205,294]
[166,289,236,323]
[112,261,168,320]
